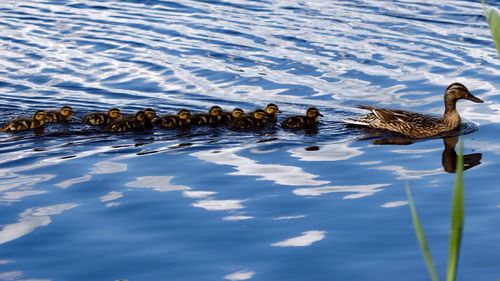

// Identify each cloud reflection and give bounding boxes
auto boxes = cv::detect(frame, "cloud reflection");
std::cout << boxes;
[271,230,326,247]
[126,176,188,192]
[90,161,127,175]
[55,175,92,189]
[192,200,245,211]
[289,141,363,161]
[0,174,55,203]
[223,215,254,221]
[381,201,408,208]
[192,148,328,186]
[99,191,123,208]
[0,203,78,244]
[293,184,389,199]
[224,270,255,281]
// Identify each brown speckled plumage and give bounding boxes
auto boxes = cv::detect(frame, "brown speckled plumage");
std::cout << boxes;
[345,83,483,139]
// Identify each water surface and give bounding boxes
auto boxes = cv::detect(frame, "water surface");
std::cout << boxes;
[1,0,499,280]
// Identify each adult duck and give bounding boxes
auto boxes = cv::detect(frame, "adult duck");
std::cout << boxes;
[344,83,483,139]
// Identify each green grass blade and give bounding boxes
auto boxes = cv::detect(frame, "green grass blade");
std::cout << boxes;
[405,183,439,281]
[482,0,500,57]
[446,137,465,281]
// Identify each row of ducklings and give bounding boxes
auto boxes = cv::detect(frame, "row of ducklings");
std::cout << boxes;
[0,104,324,133]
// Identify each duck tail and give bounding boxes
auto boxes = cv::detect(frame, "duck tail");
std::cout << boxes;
[343,118,369,126]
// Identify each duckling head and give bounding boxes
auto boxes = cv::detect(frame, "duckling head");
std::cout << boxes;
[34,110,48,121]
[108,108,122,119]
[60,106,73,117]
[231,108,244,119]
[306,107,323,119]
[253,109,267,120]
[135,111,146,122]
[143,108,157,120]
[178,109,192,120]
[445,83,483,104]
[209,106,223,117]
[266,103,281,115]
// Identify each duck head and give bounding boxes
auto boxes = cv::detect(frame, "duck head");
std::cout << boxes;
[60,106,73,117]
[252,109,267,120]
[306,107,323,120]
[143,108,158,120]
[177,109,192,120]
[265,103,281,115]
[108,108,122,119]
[209,106,223,117]
[445,83,483,104]
[231,108,244,119]
[34,110,47,121]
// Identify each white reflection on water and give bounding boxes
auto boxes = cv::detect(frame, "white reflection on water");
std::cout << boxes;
[223,215,254,221]
[273,215,306,220]
[192,200,245,211]
[224,270,255,281]
[126,176,188,192]
[0,173,55,203]
[90,161,127,175]
[289,141,363,162]
[271,230,326,247]
[381,201,408,208]
[0,270,49,281]
[99,191,123,208]
[55,175,92,189]
[182,190,217,199]
[373,166,443,179]
[293,184,389,199]
[192,148,328,186]
[0,203,77,244]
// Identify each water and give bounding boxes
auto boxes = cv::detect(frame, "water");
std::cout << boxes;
[1,0,499,280]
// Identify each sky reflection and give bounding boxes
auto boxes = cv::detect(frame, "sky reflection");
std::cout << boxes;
[271,230,326,247]
[293,184,389,199]
[0,203,77,244]
[192,148,329,186]
[224,270,255,281]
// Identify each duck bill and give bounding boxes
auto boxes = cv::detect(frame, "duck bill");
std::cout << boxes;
[466,93,483,103]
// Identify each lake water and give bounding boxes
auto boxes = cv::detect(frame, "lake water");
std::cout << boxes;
[0,0,499,280]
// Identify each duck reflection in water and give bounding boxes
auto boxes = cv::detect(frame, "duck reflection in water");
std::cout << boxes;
[371,135,481,173]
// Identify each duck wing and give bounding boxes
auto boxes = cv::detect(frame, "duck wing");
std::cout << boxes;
[357,105,439,124]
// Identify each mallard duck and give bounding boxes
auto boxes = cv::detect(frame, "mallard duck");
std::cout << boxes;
[227,109,267,130]
[191,106,223,126]
[46,106,73,123]
[281,107,323,129]
[221,108,245,124]
[0,110,47,132]
[159,109,192,129]
[83,108,122,125]
[107,111,146,132]
[344,83,483,139]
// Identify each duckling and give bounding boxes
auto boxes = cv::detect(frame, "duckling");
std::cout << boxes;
[344,83,483,139]
[83,108,122,125]
[107,111,146,133]
[221,108,245,124]
[46,106,73,123]
[263,103,281,124]
[281,107,323,129]
[227,109,267,131]
[191,106,223,126]
[122,108,158,130]
[0,110,48,132]
[159,109,192,129]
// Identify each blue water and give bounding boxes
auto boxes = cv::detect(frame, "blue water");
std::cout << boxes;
[1,0,499,280]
